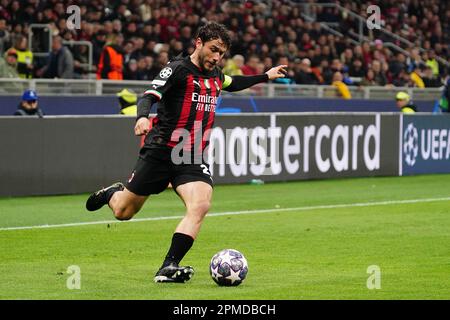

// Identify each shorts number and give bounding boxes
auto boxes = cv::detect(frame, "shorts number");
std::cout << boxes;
[200,164,211,176]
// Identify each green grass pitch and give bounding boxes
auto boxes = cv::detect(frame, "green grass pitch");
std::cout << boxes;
[1,174,449,300]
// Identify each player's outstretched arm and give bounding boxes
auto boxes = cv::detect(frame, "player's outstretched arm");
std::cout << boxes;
[223,64,288,92]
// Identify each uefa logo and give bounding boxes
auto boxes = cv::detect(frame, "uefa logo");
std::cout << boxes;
[159,67,173,79]
[403,123,419,166]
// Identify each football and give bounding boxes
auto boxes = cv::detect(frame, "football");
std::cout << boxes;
[209,249,248,286]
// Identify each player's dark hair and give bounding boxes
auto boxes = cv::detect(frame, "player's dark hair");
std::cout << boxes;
[196,22,231,49]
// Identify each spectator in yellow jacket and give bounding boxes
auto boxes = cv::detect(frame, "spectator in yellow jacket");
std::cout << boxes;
[6,35,33,79]
[410,67,425,88]
[332,71,352,99]
[223,54,244,76]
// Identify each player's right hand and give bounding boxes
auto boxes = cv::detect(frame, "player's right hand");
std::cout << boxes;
[134,117,150,136]
[265,65,288,80]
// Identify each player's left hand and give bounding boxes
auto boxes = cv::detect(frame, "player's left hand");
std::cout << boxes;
[134,117,150,136]
[265,65,288,80]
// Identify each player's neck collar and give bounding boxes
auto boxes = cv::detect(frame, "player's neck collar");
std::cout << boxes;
[188,55,202,71]
[187,55,215,76]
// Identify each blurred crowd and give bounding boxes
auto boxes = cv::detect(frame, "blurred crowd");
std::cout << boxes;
[0,0,449,89]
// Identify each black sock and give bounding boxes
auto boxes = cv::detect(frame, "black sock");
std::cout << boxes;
[105,185,123,203]
[161,233,194,268]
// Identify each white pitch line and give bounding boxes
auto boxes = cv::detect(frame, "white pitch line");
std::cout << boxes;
[1,196,450,232]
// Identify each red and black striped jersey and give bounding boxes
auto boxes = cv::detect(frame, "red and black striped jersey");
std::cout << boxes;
[141,55,226,160]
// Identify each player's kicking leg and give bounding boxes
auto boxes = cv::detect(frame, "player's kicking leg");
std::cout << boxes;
[85,183,148,220]
[86,157,166,220]
[154,181,212,283]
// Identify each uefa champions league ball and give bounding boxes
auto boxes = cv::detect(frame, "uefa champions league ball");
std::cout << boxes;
[209,249,248,286]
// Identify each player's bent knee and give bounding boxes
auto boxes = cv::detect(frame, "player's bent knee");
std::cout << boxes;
[188,200,211,217]
[113,207,137,221]
[115,215,132,221]
[202,201,212,214]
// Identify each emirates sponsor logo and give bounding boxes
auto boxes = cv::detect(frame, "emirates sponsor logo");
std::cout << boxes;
[192,92,218,112]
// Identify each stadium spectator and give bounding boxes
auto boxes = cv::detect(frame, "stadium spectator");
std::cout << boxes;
[371,60,388,86]
[392,69,414,87]
[96,33,124,80]
[286,42,299,61]
[348,58,365,79]
[0,18,9,55]
[6,34,33,78]
[396,91,418,113]
[123,22,138,41]
[37,35,74,79]
[361,41,373,66]
[332,72,352,99]
[340,48,354,70]
[406,48,424,73]
[422,66,442,87]
[135,56,157,81]
[130,37,146,61]
[263,56,273,72]
[8,0,22,27]
[124,58,138,80]
[142,40,157,57]
[123,41,135,66]
[352,45,364,63]
[135,57,150,81]
[273,56,295,85]
[144,55,160,80]
[140,24,154,44]
[322,59,344,84]
[156,50,170,70]
[72,44,90,78]
[139,0,153,22]
[168,40,184,58]
[179,25,193,53]
[360,69,378,86]
[389,53,408,78]
[425,50,440,77]
[0,49,18,78]
[117,89,138,116]
[294,58,320,85]
[223,54,244,76]
[410,66,426,88]
[311,62,325,85]
[14,89,43,117]
[241,55,260,76]
[92,30,107,66]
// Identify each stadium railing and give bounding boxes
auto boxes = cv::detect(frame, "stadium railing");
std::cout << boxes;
[0,78,442,101]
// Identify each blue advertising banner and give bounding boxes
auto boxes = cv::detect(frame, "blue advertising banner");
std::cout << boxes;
[401,115,450,175]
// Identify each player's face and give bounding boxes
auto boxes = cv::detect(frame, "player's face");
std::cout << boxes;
[198,39,227,71]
